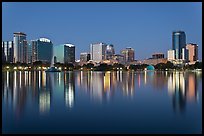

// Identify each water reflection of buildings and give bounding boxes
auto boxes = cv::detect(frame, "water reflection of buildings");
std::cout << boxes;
[39,72,52,114]
[64,72,75,109]
[167,72,198,112]
[152,72,168,90]
[76,71,135,102]
[2,71,52,117]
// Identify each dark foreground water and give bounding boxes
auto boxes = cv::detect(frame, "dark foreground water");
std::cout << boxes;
[2,71,202,134]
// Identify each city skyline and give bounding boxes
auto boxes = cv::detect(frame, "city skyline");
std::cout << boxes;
[2,2,202,60]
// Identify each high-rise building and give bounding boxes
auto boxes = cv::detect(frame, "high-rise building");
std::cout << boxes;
[186,43,198,63]
[32,38,53,63]
[64,44,75,64]
[80,52,90,63]
[90,43,107,63]
[121,47,134,62]
[53,44,64,63]
[2,41,14,63]
[13,32,27,63]
[22,40,28,63]
[167,49,175,61]
[172,31,186,60]
[152,53,164,59]
[27,41,32,64]
[105,44,115,60]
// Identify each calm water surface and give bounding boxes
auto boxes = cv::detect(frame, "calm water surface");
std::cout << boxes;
[2,71,202,134]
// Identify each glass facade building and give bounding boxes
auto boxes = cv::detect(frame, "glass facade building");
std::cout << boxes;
[13,32,27,63]
[64,44,75,64]
[105,44,115,60]
[32,38,53,63]
[90,43,107,63]
[172,31,186,60]
[53,44,64,63]
[2,41,14,63]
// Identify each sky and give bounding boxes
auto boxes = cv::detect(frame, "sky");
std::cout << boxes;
[2,2,202,60]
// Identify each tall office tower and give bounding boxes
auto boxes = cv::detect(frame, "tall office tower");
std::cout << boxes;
[121,47,135,62]
[27,41,32,64]
[22,40,28,63]
[31,38,53,63]
[90,43,107,63]
[31,40,37,63]
[172,31,186,60]
[53,44,64,63]
[64,44,75,64]
[167,49,175,61]
[152,53,164,59]
[105,44,115,60]
[13,32,27,63]
[2,41,14,63]
[80,52,91,62]
[186,43,198,63]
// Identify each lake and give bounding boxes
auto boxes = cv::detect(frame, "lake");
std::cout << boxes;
[2,71,202,134]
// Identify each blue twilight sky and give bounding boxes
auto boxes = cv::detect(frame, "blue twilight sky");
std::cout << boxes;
[2,2,202,60]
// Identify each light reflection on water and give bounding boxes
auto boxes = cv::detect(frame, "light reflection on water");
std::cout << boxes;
[2,71,202,133]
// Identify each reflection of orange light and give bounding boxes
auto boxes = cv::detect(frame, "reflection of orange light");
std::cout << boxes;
[42,72,46,87]
[138,74,140,87]
[144,71,147,84]
[187,75,196,101]
[104,72,110,91]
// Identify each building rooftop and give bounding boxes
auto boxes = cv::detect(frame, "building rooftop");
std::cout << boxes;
[64,43,75,47]
[39,38,51,43]
[13,32,26,36]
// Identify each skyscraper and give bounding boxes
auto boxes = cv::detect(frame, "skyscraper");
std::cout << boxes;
[121,47,135,62]
[105,44,115,60]
[27,41,32,64]
[13,32,27,63]
[64,44,75,64]
[186,43,198,64]
[53,44,64,63]
[31,38,53,63]
[90,43,107,63]
[172,31,186,60]
[2,41,14,63]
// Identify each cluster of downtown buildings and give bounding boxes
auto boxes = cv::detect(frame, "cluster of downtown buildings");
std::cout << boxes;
[2,31,199,67]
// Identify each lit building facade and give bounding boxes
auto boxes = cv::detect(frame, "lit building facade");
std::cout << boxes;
[2,41,14,63]
[90,43,107,63]
[113,54,125,64]
[142,58,167,65]
[32,38,53,63]
[27,41,32,64]
[168,49,175,61]
[80,52,90,63]
[53,44,64,63]
[172,31,186,60]
[186,43,198,64]
[105,44,115,60]
[121,47,134,62]
[13,32,28,63]
[64,44,75,64]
